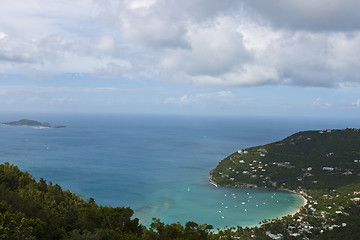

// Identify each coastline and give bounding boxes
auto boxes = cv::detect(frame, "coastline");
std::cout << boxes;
[210,190,306,234]
[208,178,307,223]
[287,192,307,217]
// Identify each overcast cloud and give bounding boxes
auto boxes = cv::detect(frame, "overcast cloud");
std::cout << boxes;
[0,0,359,89]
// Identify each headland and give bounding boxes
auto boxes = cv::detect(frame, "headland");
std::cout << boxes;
[211,128,360,239]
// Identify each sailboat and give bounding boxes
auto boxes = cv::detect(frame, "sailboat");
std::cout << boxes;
[188,187,190,192]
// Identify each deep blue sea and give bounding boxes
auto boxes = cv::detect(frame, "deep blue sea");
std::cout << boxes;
[0,114,358,229]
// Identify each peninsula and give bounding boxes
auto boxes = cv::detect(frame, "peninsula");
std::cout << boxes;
[2,119,66,128]
[211,128,360,239]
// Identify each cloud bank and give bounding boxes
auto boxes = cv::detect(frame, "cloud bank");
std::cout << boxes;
[0,0,359,88]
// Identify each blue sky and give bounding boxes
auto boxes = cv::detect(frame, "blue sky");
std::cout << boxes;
[0,0,359,117]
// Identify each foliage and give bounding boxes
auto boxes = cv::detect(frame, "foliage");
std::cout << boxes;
[0,163,215,239]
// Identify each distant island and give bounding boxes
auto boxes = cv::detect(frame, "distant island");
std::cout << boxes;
[2,119,66,128]
[211,128,360,239]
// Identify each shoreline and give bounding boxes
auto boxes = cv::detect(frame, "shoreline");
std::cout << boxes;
[208,178,308,224]
[286,192,308,217]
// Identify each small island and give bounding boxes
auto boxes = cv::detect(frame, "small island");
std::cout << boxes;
[2,119,66,128]
[211,128,360,239]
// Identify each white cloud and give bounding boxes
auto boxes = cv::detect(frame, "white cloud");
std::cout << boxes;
[95,61,132,77]
[237,22,281,52]
[119,9,189,49]
[0,35,40,63]
[24,97,38,105]
[0,32,7,40]
[50,98,78,104]
[0,0,98,38]
[0,0,359,89]
[326,33,360,75]
[126,0,157,10]
[4,98,15,105]
[312,97,331,108]
[352,99,360,107]
[0,85,119,95]
[164,91,233,104]
[161,17,249,77]
[187,64,279,86]
[243,0,360,31]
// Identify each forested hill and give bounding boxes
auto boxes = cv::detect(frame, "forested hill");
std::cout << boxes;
[209,128,360,240]
[210,128,360,190]
[0,163,214,240]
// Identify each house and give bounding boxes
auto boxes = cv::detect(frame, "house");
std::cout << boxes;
[266,232,283,240]
[326,152,334,157]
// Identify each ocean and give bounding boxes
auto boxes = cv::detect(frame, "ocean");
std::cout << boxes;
[0,114,358,229]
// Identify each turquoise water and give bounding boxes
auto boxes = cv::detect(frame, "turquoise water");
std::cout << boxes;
[0,114,358,229]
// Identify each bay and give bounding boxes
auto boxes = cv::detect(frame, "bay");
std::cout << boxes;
[0,114,358,229]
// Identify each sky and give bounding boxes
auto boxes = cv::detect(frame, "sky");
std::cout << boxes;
[0,0,359,117]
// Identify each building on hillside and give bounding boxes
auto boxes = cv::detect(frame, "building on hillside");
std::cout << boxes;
[322,167,334,171]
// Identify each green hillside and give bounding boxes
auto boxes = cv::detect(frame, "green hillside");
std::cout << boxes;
[0,163,214,240]
[211,128,360,190]
[210,128,360,239]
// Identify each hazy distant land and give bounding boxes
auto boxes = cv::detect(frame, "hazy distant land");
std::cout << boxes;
[2,119,66,128]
